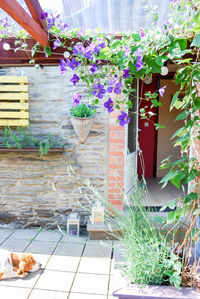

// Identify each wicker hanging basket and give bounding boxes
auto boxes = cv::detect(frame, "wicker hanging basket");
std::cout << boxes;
[70,115,95,143]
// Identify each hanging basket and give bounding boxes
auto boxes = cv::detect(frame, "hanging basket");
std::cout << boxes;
[70,114,95,143]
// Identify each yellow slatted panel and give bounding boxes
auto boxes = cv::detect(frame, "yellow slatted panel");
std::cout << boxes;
[0,76,28,83]
[0,85,28,92]
[0,112,29,119]
[0,102,29,110]
[0,93,29,100]
[0,120,29,126]
[0,76,29,127]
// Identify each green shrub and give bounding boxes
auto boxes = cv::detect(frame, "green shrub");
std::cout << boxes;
[70,103,94,118]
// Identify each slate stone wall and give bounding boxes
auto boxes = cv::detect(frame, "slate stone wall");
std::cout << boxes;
[0,66,109,229]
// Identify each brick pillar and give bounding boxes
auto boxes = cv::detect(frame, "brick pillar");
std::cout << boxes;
[108,111,125,210]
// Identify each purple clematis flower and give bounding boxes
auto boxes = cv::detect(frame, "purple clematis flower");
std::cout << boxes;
[92,83,106,99]
[73,44,85,55]
[40,11,48,20]
[90,63,98,74]
[104,98,114,113]
[72,93,82,107]
[118,111,130,127]
[158,86,166,97]
[122,68,130,79]
[70,74,80,86]
[57,21,69,31]
[135,48,144,72]
[123,46,131,57]
[53,39,61,49]
[107,77,122,94]
[67,58,80,70]
[59,59,68,75]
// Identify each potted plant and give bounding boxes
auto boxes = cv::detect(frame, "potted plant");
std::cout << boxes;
[70,99,95,144]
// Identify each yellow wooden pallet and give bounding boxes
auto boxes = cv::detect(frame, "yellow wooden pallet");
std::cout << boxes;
[0,76,29,127]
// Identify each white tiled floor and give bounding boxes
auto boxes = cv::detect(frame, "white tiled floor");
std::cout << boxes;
[0,228,127,299]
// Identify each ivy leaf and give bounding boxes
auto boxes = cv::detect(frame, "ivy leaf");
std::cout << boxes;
[184,192,198,204]
[175,110,188,121]
[170,171,185,189]
[191,34,200,47]
[98,47,112,59]
[178,39,187,51]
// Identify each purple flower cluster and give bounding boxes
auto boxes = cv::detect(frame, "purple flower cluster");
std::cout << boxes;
[70,74,80,86]
[118,111,130,127]
[122,68,130,79]
[53,39,61,49]
[40,11,68,31]
[73,40,105,60]
[92,83,106,99]
[107,76,122,94]
[135,48,144,72]
[72,93,82,107]
[59,58,80,74]
[90,63,98,74]
[104,98,114,113]
[122,46,131,57]
[139,28,145,37]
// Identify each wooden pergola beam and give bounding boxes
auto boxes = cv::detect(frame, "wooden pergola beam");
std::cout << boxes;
[24,0,47,31]
[0,0,49,46]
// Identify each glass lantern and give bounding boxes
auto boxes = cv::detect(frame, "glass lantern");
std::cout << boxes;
[91,201,104,224]
[67,212,80,237]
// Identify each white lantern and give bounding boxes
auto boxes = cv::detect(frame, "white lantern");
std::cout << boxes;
[161,66,169,76]
[91,201,104,224]
[67,212,80,237]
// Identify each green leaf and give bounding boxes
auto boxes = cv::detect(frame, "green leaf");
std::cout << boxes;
[175,110,188,121]
[178,39,187,51]
[191,34,200,47]
[184,192,198,204]
[45,46,52,57]
[160,170,179,188]
[170,91,180,110]
[98,47,112,59]
[167,211,176,224]
[170,171,185,189]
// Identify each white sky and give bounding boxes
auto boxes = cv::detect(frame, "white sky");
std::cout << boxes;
[39,0,64,14]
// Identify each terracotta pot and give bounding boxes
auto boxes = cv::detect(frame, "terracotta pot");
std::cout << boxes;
[70,114,95,143]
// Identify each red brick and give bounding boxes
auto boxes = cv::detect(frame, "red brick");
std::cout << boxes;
[117,144,125,150]
[109,125,123,131]
[109,151,124,157]
[109,138,125,144]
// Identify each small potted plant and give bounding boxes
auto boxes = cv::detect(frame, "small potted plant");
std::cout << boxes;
[70,93,95,143]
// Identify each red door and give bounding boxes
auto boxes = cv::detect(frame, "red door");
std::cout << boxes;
[138,76,157,177]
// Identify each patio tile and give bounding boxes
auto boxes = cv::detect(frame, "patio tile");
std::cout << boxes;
[25,240,58,254]
[71,273,109,295]
[69,293,107,299]
[9,229,39,241]
[108,269,129,295]
[0,285,31,299]
[34,269,75,292]
[0,238,31,252]
[78,257,111,275]
[54,242,84,257]
[0,269,43,288]
[60,234,87,244]
[29,289,68,299]
[0,229,13,244]
[83,244,112,258]
[35,230,63,242]
[46,255,80,272]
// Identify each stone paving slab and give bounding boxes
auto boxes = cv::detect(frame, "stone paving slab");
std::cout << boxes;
[54,242,84,257]
[46,255,80,272]
[78,257,111,275]
[71,273,109,295]
[29,289,68,299]
[34,230,63,242]
[69,293,107,298]
[8,229,39,241]
[0,238,32,252]
[0,285,31,299]
[34,269,75,292]
[0,229,13,244]
[25,240,58,254]
[83,243,112,258]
